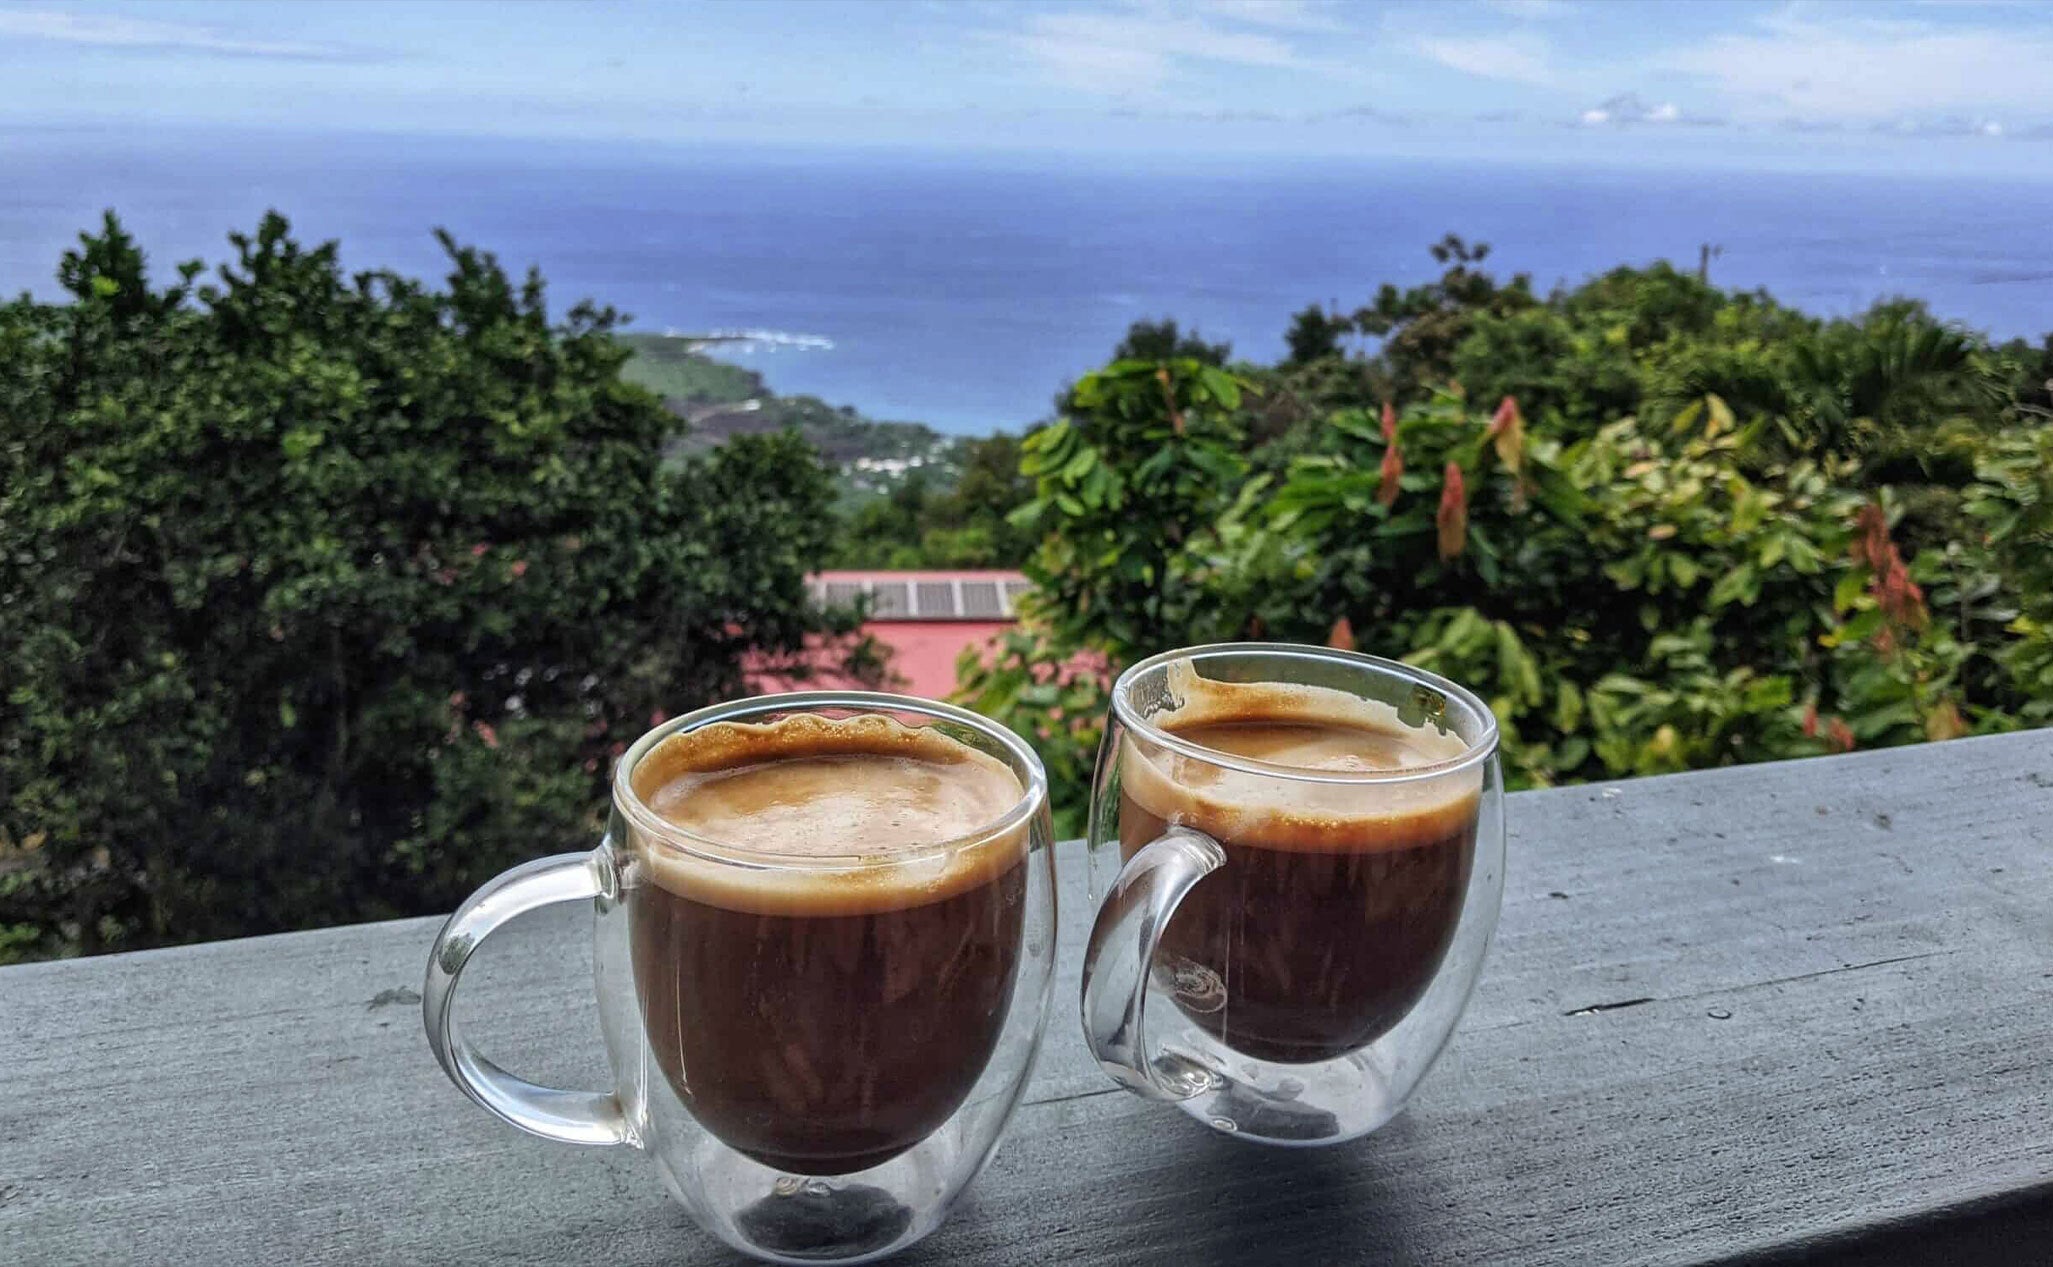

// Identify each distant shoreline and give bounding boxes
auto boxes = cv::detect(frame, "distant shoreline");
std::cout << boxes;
[15,136,2047,435]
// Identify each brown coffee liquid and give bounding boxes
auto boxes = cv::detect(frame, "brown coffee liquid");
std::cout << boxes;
[627,715,1027,1174]
[1118,685,1478,1064]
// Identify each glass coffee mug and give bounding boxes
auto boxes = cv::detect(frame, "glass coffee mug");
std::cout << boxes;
[425,693,1058,1264]
[1081,644,1503,1146]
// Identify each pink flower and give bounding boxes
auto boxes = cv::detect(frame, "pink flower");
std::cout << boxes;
[471,543,489,558]
[510,560,529,579]
[472,721,500,750]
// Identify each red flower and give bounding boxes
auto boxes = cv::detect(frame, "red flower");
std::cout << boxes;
[1851,503,1890,569]
[1872,554,1927,631]
[1851,501,1928,637]
[1378,439,1404,508]
[1437,462,1468,561]
[1380,400,1397,441]
[1327,617,1356,651]
[650,708,669,726]
[1826,717,1856,753]
[1801,701,1818,738]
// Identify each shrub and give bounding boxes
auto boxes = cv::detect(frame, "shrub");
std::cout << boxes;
[0,214,855,958]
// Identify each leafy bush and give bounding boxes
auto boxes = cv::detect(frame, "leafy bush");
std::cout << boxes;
[0,214,861,959]
[828,434,1037,569]
[958,245,2053,827]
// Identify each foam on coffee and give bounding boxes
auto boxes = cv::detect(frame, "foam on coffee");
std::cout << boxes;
[1121,659,1482,852]
[628,713,1028,916]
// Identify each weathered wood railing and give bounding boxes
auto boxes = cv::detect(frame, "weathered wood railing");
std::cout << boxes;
[5,732,2051,1264]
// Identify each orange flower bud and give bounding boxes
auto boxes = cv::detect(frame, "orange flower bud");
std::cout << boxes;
[1827,716,1856,753]
[1327,616,1356,651]
[1801,700,1818,738]
[1925,698,1966,742]
[1489,395,1527,487]
[1437,462,1468,561]
[1380,400,1397,441]
[1852,503,1889,569]
[1378,439,1403,508]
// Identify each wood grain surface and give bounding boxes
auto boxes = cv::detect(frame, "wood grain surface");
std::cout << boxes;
[4,731,2050,1264]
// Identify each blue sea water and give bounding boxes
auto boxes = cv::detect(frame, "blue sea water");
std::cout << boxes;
[5,128,2050,434]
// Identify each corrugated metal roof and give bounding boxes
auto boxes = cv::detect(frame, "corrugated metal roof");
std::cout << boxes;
[809,570,1031,621]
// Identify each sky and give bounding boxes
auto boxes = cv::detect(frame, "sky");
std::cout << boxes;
[5,0,2053,174]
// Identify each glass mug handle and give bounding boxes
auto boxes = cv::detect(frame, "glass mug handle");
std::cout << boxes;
[1079,828,1226,1102]
[422,850,629,1146]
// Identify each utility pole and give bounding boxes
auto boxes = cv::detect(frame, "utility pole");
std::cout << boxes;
[1698,243,1724,283]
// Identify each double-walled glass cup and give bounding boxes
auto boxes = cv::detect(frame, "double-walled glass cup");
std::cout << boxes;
[1081,644,1503,1146]
[425,692,1058,1264]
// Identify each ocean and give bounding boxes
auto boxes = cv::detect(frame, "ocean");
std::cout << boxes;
[6,128,2050,435]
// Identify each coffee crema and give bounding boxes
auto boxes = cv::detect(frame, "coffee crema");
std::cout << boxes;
[627,714,1029,1174]
[1119,665,1480,1063]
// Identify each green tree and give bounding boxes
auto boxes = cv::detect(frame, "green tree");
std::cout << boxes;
[1283,304,1349,366]
[1113,318,1231,366]
[0,212,857,958]
[827,433,1038,568]
[1350,234,1537,391]
[1011,359,1248,654]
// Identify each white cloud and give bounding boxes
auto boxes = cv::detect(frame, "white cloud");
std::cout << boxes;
[1011,7,1315,94]
[1662,6,2053,124]
[0,7,369,60]
[1197,0,1349,34]
[1484,0,1576,19]
[1414,36,1553,87]
[1872,115,2009,138]
[1578,93,1687,126]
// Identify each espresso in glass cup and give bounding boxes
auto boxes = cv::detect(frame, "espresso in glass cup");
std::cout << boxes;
[425,693,1058,1265]
[1081,644,1504,1145]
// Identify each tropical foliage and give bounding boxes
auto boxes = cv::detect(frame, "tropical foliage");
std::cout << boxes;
[0,214,868,959]
[960,243,2053,832]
